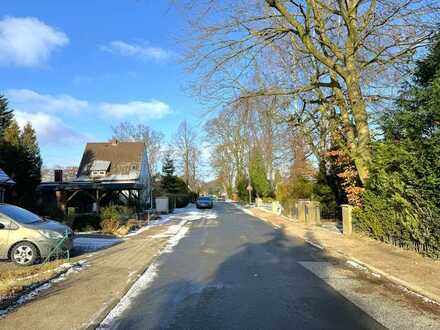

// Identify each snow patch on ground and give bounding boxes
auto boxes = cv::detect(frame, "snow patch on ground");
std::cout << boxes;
[346,260,368,271]
[162,227,189,253]
[234,204,255,216]
[124,204,216,237]
[305,239,324,250]
[98,207,212,329]
[398,286,440,306]
[0,260,87,317]
[98,263,159,329]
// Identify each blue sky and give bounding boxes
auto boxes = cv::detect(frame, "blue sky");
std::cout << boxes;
[0,0,205,167]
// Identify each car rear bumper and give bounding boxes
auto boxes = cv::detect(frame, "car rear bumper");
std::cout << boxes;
[196,204,213,208]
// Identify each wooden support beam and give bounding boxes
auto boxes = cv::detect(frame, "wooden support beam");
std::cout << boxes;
[82,190,97,202]
[66,190,81,204]
[55,190,66,214]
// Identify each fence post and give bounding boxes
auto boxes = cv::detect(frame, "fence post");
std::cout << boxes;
[309,201,321,226]
[297,200,306,223]
[341,204,353,235]
[256,198,263,207]
[272,201,280,215]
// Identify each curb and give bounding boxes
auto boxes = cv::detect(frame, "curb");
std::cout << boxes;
[249,208,440,307]
[86,238,169,330]
[345,256,440,306]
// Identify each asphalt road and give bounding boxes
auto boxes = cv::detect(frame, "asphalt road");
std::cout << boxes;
[105,202,393,330]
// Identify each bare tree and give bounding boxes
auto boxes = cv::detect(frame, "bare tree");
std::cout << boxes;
[112,122,164,175]
[174,120,199,190]
[179,0,439,183]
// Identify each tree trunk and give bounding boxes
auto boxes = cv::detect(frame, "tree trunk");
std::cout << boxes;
[344,68,372,184]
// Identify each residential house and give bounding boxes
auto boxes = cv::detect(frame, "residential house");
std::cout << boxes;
[38,139,151,214]
[0,168,15,203]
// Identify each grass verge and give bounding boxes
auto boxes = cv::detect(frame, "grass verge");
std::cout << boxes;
[0,260,66,303]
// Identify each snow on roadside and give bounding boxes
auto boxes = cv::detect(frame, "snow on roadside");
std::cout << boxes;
[0,260,87,317]
[346,260,368,271]
[124,204,213,237]
[97,206,215,329]
[233,203,255,216]
[97,263,159,329]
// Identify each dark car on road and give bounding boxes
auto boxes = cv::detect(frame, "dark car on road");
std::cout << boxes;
[196,196,213,209]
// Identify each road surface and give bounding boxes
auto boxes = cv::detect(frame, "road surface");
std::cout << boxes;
[101,202,439,330]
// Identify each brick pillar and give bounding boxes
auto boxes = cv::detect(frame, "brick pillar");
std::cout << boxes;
[341,204,353,235]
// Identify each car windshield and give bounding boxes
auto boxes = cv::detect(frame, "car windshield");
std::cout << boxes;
[198,197,211,201]
[0,205,43,224]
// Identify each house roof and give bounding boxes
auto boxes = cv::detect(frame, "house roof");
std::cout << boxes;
[0,168,15,186]
[90,160,111,172]
[76,141,146,182]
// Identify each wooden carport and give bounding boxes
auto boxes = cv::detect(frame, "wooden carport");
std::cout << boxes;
[37,181,146,215]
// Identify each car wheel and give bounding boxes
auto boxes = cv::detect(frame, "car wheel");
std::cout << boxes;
[11,242,38,266]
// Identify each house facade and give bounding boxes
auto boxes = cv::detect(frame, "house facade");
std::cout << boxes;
[0,168,15,203]
[38,139,151,214]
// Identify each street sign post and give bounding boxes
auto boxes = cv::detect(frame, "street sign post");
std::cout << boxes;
[247,184,253,204]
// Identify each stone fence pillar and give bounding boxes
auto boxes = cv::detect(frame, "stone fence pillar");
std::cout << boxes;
[256,198,263,207]
[341,204,353,235]
[272,201,281,215]
[297,199,307,223]
[309,201,321,226]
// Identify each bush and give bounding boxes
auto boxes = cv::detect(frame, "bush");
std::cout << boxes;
[175,195,190,208]
[312,182,340,220]
[100,205,137,234]
[353,142,440,258]
[276,175,314,211]
[72,214,101,231]
[262,197,275,203]
[354,35,440,258]
[100,218,120,234]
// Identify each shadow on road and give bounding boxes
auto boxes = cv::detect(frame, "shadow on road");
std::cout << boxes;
[130,215,385,330]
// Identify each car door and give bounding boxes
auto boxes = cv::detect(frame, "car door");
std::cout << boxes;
[0,214,12,259]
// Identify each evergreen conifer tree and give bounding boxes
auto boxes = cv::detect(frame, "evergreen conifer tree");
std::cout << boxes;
[21,122,42,194]
[0,95,13,138]
[249,147,271,198]
[162,153,175,177]
[161,153,179,193]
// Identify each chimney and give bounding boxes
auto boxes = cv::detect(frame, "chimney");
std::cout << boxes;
[54,169,63,183]
[111,138,118,146]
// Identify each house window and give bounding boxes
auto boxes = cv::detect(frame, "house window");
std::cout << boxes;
[91,170,106,178]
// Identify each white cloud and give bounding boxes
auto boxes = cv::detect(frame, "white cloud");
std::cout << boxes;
[100,100,171,119]
[101,40,173,61]
[0,16,68,67]
[6,89,88,114]
[14,111,85,146]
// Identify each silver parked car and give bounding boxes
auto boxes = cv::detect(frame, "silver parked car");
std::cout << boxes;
[0,204,74,266]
